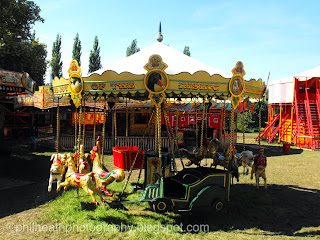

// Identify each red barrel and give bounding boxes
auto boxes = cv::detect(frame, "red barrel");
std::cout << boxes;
[283,143,290,153]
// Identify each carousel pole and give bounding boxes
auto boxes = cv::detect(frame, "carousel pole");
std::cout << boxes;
[258,99,262,147]
[101,99,107,166]
[230,105,235,154]
[82,98,86,148]
[114,108,118,147]
[56,97,60,154]
[74,107,78,149]
[156,106,162,160]
[93,97,97,147]
[195,100,198,149]
[223,98,226,151]
[243,102,246,152]
[77,100,82,154]
[200,98,206,156]
[126,99,129,146]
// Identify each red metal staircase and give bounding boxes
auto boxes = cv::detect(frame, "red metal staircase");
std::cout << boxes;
[268,113,290,144]
[255,113,280,141]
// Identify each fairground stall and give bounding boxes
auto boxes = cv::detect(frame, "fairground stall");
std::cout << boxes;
[0,69,35,139]
[258,66,320,150]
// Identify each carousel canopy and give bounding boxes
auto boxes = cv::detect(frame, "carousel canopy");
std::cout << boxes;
[93,42,231,78]
[268,65,320,104]
[52,40,265,101]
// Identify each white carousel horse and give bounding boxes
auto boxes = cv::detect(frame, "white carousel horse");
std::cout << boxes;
[57,153,106,205]
[90,137,125,197]
[48,153,67,192]
[240,150,254,175]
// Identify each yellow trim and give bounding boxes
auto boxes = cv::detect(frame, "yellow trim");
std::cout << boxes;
[157,202,166,211]
[144,69,169,94]
[69,72,84,95]
[229,74,245,98]
[172,174,226,205]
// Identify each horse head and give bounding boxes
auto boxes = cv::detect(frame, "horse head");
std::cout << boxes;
[241,150,254,165]
[178,148,189,157]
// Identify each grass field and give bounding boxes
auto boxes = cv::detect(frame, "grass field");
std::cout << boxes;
[0,134,319,239]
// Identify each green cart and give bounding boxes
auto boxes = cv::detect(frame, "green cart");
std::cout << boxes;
[136,167,232,213]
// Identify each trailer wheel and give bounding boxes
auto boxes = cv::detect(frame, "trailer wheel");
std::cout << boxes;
[212,199,224,212]
[153,198,172,213]
[148,202,154,210]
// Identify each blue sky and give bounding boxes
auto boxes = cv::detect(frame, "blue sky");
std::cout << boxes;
[32,0,320,84]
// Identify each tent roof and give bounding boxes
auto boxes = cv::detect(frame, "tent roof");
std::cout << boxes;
[268,65,320,104]
[92,42,231,78]
[270,65,320,86]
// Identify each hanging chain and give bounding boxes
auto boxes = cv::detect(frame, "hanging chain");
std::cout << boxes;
[156,107,162,157]
[259,100,262,147]
[93,98,97,146]
[82,99,86,148]
[77,101,82,153]
[101,100,107,164]
[74,107,78,148]
[230,105,235,154]
[114,108,117,147]
[200,98,206,156]
[126,99,129,145]
[195,100,198,149]
[163,108,178,172]
[223,98,226,149]
[56,98,60,154]
[155,107,159,153]
[243,103,245,152]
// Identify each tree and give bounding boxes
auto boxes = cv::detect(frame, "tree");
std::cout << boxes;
[50,34,63,80]
[72,33,81,66]
[126,39,140,57]
[0,0,47,88]
[88,36,102,73]
[183,46,191,56]
[22,33,47,87]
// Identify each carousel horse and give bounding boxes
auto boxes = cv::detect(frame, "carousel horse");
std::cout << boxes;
[180,138,221,167]
[210,146,241,182]
[240,150,254,175]
[48,153,67,192]
[179,148,204,166]
[57,153,106,205]
[90,137,125,197]
[77,144,91,174]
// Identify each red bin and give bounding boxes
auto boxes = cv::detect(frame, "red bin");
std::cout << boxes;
[113,146,144,171]
[283,143,290,153]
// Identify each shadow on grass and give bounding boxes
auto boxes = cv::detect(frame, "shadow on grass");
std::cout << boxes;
[89,215,138,230]
[176,183,320,236]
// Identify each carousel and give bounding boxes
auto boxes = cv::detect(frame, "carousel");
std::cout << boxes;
[49,31,265,211]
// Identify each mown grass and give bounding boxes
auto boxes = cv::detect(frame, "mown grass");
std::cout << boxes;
[0,135,319,239]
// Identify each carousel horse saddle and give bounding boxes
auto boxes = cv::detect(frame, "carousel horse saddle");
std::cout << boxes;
[99,171,111,180]
[257,168,265,175]
[235,153,241,158]
[215,152,225,161]
[75,173,84,181]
